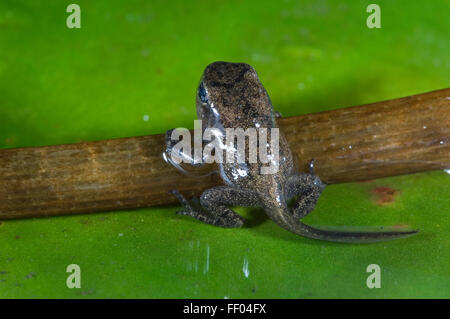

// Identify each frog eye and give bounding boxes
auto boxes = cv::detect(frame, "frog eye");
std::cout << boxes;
[198,82,208,104]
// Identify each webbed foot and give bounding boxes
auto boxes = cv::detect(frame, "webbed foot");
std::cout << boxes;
[169,188,258,228]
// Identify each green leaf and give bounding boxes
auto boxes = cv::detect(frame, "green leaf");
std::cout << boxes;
[0,0,449,298]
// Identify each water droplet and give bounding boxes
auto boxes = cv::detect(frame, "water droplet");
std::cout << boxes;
[203,245,210,274]
[243,257,250,278]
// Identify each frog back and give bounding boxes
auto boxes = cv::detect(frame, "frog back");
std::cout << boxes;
[197,62,276,130]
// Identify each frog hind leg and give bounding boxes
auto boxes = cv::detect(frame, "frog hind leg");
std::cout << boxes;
[169,187,260,228]
[284,169,418,242]
[283,172,418,242]
[286,172,325,219]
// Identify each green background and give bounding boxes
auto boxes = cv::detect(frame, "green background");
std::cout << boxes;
[0,0,449,298]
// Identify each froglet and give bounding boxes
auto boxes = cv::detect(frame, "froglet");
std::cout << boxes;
[164,62,418,242]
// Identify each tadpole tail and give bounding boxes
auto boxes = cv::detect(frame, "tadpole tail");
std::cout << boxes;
[280,219,419,243]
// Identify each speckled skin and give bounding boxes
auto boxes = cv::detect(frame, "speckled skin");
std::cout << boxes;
[167,62,418,242]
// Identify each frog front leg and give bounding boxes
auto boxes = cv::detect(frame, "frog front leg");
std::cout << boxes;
[169,186,260,228]
[164,128,216,177]
[165,128,203,166]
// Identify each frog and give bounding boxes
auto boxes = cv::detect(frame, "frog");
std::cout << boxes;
[164,61,418,242]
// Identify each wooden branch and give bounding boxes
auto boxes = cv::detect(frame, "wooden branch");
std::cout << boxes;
[0,88,449,220]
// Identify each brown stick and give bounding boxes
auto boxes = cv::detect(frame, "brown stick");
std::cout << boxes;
[0,89,449,220]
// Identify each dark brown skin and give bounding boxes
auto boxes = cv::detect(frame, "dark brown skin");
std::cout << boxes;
[165,62,418,242]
